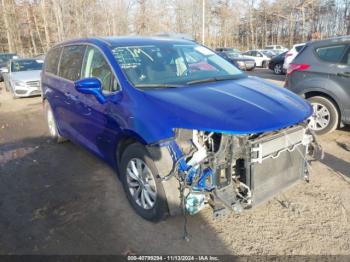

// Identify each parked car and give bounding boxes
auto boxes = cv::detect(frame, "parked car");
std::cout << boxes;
[283,43,305,70]
[3,58,43,98]
[215,47,241,53]
[42,37,319,221]
[241,50,271,67]
[0,53,17,82]
[268,49,285,56]
[261,50,277,58]
[264,45,288,52]
[285,35,350,135]
[268,51,287,74]
[216,48,255,71]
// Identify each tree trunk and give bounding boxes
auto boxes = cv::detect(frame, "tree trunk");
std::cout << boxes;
[1,0,15,52]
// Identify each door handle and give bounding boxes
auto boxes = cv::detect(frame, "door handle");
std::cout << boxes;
[82,106,92,116]
[65,92,79,100]
[337,72,350,78]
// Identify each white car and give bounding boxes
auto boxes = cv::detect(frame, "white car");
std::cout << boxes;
[2,58,43,98]
[264,45,288,52]
[241,50,272,68]
[283,43,305,70]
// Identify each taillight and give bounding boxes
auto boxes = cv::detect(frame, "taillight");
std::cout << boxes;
[287,63,310,75]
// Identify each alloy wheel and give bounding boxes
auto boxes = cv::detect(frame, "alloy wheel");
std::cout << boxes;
[308,102,331,131]
[274,64,282,74]
[126,158,157,210]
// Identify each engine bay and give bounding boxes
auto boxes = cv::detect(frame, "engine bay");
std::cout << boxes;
[163,124,322,218]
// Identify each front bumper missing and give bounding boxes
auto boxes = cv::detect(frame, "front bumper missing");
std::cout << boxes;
[158,125,322,217]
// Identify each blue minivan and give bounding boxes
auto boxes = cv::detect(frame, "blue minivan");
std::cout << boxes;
[42,37,318,221]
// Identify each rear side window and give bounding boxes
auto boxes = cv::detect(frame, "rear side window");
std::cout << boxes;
[316,45,347,63]
[341,47,350,65]
[59,45,86,81]
[295,45,304,52]
[45,47,62,75]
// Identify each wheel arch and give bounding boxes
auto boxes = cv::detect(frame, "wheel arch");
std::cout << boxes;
[303,90,342,118]
[115,131,148,172]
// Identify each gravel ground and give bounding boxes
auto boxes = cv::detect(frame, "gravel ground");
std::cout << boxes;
[0,72,350,255]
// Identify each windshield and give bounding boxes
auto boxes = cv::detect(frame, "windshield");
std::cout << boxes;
[11,60,43,72]
[0,54,16,63]
[261,50,275,57]
[224,51,242,59]
[111,43,244,88]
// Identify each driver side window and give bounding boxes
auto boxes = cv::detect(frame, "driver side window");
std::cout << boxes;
[82,46,120,94]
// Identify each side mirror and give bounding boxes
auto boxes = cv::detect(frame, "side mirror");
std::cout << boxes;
[75,77,106,104]
[0,67,9,73]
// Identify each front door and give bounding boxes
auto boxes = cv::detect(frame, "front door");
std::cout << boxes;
[56,45,87,141]
[74,46,121,160]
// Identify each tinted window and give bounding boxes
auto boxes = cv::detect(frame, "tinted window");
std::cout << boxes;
[11,60,43,72]
[295,45,304,52]
[45,47,62,75]
[316,45,347,63]
[341,46,350,65]
[82,46,119,93]
[59,45,86,81]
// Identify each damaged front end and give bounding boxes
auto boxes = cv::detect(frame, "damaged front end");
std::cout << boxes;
[159,124,323,218]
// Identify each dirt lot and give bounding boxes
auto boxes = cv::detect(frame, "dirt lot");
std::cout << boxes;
[1,70,350,255]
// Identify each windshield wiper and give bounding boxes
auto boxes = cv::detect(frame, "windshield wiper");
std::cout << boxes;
[134,84,185,89]
[187,75,242,85]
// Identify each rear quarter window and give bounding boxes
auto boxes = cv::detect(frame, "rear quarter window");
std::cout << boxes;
[45,47,62,75]
[59,45,86,81]
[316,45,347,63]
[295,45,304,52]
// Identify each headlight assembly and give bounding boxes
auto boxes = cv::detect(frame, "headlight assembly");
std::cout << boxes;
[237,61,245,67]
[13,80,26,87]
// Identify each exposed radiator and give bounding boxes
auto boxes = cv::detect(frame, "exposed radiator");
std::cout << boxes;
[248,126,308,205]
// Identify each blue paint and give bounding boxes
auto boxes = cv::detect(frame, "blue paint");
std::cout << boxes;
[42,36,313,172]
[75,77,106,104]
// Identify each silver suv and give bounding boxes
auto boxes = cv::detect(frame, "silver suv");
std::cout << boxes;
[285,35,350,135]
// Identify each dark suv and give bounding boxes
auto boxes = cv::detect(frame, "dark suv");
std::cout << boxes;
[285,35,350,135]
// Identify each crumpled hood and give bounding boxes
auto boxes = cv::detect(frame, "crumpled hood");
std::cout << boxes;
[141,76,312,134]
[11,70,41,82]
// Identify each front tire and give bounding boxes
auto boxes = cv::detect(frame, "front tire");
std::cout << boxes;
[307,96,339,135]
[120,143,168,222]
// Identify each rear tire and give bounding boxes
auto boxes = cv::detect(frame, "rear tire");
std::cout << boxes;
[44,100,66,143]
[273,63,283,75]
[262,61,268,68]
[307,96,339,135]
[120,143,168,222]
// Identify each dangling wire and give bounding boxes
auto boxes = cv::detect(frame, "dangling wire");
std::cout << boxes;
[178,178,190,241]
